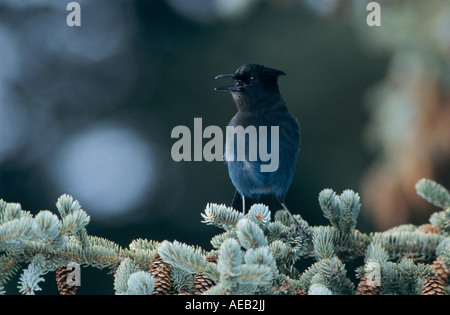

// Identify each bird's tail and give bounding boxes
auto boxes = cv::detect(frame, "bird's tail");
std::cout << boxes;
[231,190,274,213]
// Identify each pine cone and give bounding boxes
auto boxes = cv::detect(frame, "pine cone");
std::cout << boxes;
[293,288,307,295]
[56,266,77,295]
[273,280,290,294]
[431,258,450,286]
[190,255,217,295]
[206,255,217,263]
[422,274,446,295]
[150,254,175,295]
[355,276,381,295]
[191,272,215,295]
[417,224,442,234]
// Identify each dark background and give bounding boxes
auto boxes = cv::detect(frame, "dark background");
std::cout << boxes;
[0,0,448,294]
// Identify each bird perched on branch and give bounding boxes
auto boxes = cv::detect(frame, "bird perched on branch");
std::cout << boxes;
[215,64,301,232]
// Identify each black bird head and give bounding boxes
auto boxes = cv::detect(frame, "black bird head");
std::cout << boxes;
[215,64,286,111]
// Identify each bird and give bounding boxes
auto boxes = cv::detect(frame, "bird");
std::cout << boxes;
[214,64,301,231]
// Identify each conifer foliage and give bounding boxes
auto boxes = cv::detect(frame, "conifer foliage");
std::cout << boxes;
[0,179,448,295]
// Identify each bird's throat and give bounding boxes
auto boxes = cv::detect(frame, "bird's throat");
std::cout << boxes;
[231,91,284,113]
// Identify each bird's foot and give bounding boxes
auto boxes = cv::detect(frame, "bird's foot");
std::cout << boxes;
[290,218,306,238]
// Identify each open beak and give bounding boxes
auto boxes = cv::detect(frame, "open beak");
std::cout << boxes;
[214,74,244,91]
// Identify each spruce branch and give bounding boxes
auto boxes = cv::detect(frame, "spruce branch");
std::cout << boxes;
[172,266,194,294]
[203,283,227,295]
[114,258,139,295]
[416,178,450,209]
[17,255,46,295]
[158,240,208,275]
[56,195,89,247]
[217,238,243,279]
[299,257,354,295]
[247,204,271,229]
[318,189,340,228]
[236,218,268,250]
[210,230,238,249]
[436,238,450,268]
[0,202,30,223]
[244,246,277,274]
[319,189,361,233]
[365,243,389,263]
[312,226,335,260]
[338,190,361,233]
[311,226,369,261]
[129,238,160,251]
[235,264,273,286]
[0,254,19,286]
[268,240,290,264]
[0,216,35,248]
[371,230,444,262]
[56,194,82,218]
[127,271,155,295]
[308,283,333,295]
[429,209,450,234]
[33,211,61,243]
[201,203,244,230]
[0,178,449,295]
[60,209,90,237]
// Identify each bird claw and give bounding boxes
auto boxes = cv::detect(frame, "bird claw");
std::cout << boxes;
[290,219,305,238]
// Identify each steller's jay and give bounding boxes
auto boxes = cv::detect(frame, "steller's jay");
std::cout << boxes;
[215,64,301,231]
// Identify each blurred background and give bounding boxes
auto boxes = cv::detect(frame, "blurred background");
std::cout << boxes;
[0,0,448,294]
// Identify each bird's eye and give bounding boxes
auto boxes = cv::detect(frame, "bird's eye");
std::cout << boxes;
[249,76,255,82]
